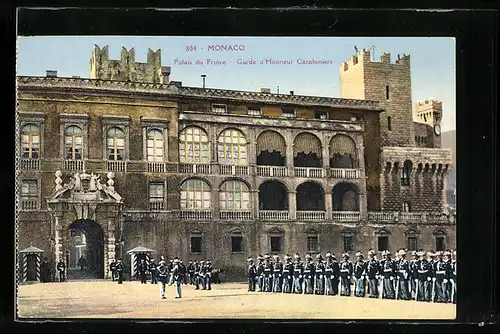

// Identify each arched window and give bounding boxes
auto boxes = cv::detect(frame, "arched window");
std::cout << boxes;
[401,160,412,185]
[402,201,411,212]
[180,179,211,210]
[329,134,357,168]
[107,127,125,161]
[293,132,322,167]
[217,129,248,165]
[256,130,286,166]
[220,180,250,210]
[64,125,83,160]
[147,129,164,162]
[21,123,40,159]
[406,230,419,251]
[179,127,210,163]
[387,116,392,131]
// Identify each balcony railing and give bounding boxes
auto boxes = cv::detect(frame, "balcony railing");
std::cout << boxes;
[294,167,324,178]
[220,210,252,220]
[149,201,165,211]
[259,210,289,221]
[148,162,166,173]
[20,159,40,170]
[398,212,424,223]
[21,199,38,211]
[256,165,288,177]
[329,168,360,179]
[219,165,250,176]
[107,161,126,172]
[64,159,85,171]
[368,212,395,222]
[179,164,211,174]
[297,211,326,221]
[180,210,212,220]
[331,211,361,221]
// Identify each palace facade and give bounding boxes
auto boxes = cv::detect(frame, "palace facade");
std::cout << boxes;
[16,45,454,281]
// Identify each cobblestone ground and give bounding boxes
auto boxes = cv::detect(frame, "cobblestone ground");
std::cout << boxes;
[17,281,456,319]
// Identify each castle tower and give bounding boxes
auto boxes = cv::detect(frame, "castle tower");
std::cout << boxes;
[415,98,443,148]
[340,49,414,147]
[89,45,171,84]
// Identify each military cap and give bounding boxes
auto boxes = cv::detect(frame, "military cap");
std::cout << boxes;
[342,253,349,258]
[189,260,193,263]
[174,258,180,263]
[385,250,391,255]
[416,251,424,257]
[355,251,363,257]
[283,255,289,260]
[207,259,212,263]
[325,252,332,258]
[443,251,451,256]
[273,254,279,259]
[305,254,312,259]
[410,250,417,256]
[247,257,254,262]
[264,254,270,259]
[200,260,205,263]
[117,259,122,262]
[316,254,323,260]
[257,255,262,260]
[368,250,376,256]
[159,260,166,265]
[294,254,301,259]
[398,250,406,256]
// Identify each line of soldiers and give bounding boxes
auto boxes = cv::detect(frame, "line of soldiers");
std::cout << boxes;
[247,249,457,304]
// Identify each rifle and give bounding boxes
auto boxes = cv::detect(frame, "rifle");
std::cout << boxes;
[415,280,419,301]
[379,276,384,299]
[431,279,436,302]
[450,279,455,302]
[395,278,400,300]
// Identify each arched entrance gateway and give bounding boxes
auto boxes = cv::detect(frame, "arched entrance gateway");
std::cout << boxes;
[46,170,123,280]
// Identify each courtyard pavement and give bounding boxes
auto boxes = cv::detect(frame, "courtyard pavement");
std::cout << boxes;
[17,281,456,319]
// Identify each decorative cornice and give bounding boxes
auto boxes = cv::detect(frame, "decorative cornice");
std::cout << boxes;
[17,76,384,111]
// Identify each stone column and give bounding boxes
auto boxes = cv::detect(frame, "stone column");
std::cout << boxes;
[288,191,296,220]
[324,191,332,221]
[322,133,330,169]
[209,126,218,165]
[248,127,257,165]
[211,187,220,220]
[54,214,63,265]
[285,130,294,176]
[251,189,259,220]
[106,217,116,279]
[357,140,368,220]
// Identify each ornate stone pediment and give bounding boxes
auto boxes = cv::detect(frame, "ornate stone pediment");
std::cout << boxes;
[47,170,123,220]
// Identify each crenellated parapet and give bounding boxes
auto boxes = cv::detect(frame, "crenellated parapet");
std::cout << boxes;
[381,147,452,173]
[340,49,411,72]
[90,45,171,84]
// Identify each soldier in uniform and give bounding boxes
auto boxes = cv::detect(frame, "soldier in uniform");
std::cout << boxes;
[196,260,205,290]
[434,251,451,303]
[138,258,149,284]
[451,250,457,304]
[40,257,49,283]
[167,259,174,286]
[256,255,265,292]
[116,259,124,284]
[324,252,334,296]
[339,253,353,296]
[157,260,168,299]
[56,259,66,282]
[205,259,213,290]
[192,260,199,286]
[247,257,257,292]
[180,260,187,285]
[314,254,325,295]
[366,250,379,298]
[292,254,303,294]
[272,255,283,293]
[172,258,183,298]
[149,258,157,284]
[409,251,419,299]
[303,254,315,294]
[380,250,396,299]
[416,251,432,301]
[396,250,411,300]
[353,252,366,297]
[187,261,195,285]
[109,259,117,282]
[281,255,293,293]
[262,255,272,292]
[331,253,341,295]
[428,251,438,302]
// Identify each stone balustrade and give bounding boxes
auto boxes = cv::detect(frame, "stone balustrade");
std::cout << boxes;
[296,211,326,221]
[20,159,40,170]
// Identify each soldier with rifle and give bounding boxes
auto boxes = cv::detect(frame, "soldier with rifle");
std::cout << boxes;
[281,255,293,293]
[366,250,380,298]
[353,252,367,297]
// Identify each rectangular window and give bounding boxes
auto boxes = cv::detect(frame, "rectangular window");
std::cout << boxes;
[407,237,418,251]
[21,180,38,211]
[378,236,389,251]
[281,108,295,118]
[436,236,445,251]
[343,235,354,252]
[307,235,319,253]
[314,111,327,120]
[149,181,165,210]
[270,236,282,252]
[231,235,243,252]
[190,235,202,253]
[212,104,227,113]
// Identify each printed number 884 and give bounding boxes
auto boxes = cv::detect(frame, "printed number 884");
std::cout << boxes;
[186,46,196,51]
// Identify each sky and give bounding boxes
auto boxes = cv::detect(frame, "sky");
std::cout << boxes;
[17,36,456,132]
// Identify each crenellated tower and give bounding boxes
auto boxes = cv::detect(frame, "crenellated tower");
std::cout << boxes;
[340,49,414,147]
[90,45,171,84]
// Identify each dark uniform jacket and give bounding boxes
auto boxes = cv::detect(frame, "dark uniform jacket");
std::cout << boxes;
[187,264,195,275]
[435,260,451,281]
[248,263,257,278]
[115,262,124,274]
[416,259,433,281]
[410,259,418,280]
[273,262,283,278]
[263,261,273,278]
[366,259,379,279]
[380,259,396,279]
[282,262,293,279]
[292,261,303,278]
[451,260,457,282]
[396,258,410,280]
[303,261,315,279]
[172,264,183,282]
[149,261,157,273]
[324,260,336,279]
[198,264,206,277]
[339,260,353,279]
[138,262,149,274]
[109,261,117,272]
[205,263,213,277]
[157,265,168,283]
[57,261,65,272]
[314,261,324,278]
[353,260,366,279]
[257,261,265,277]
